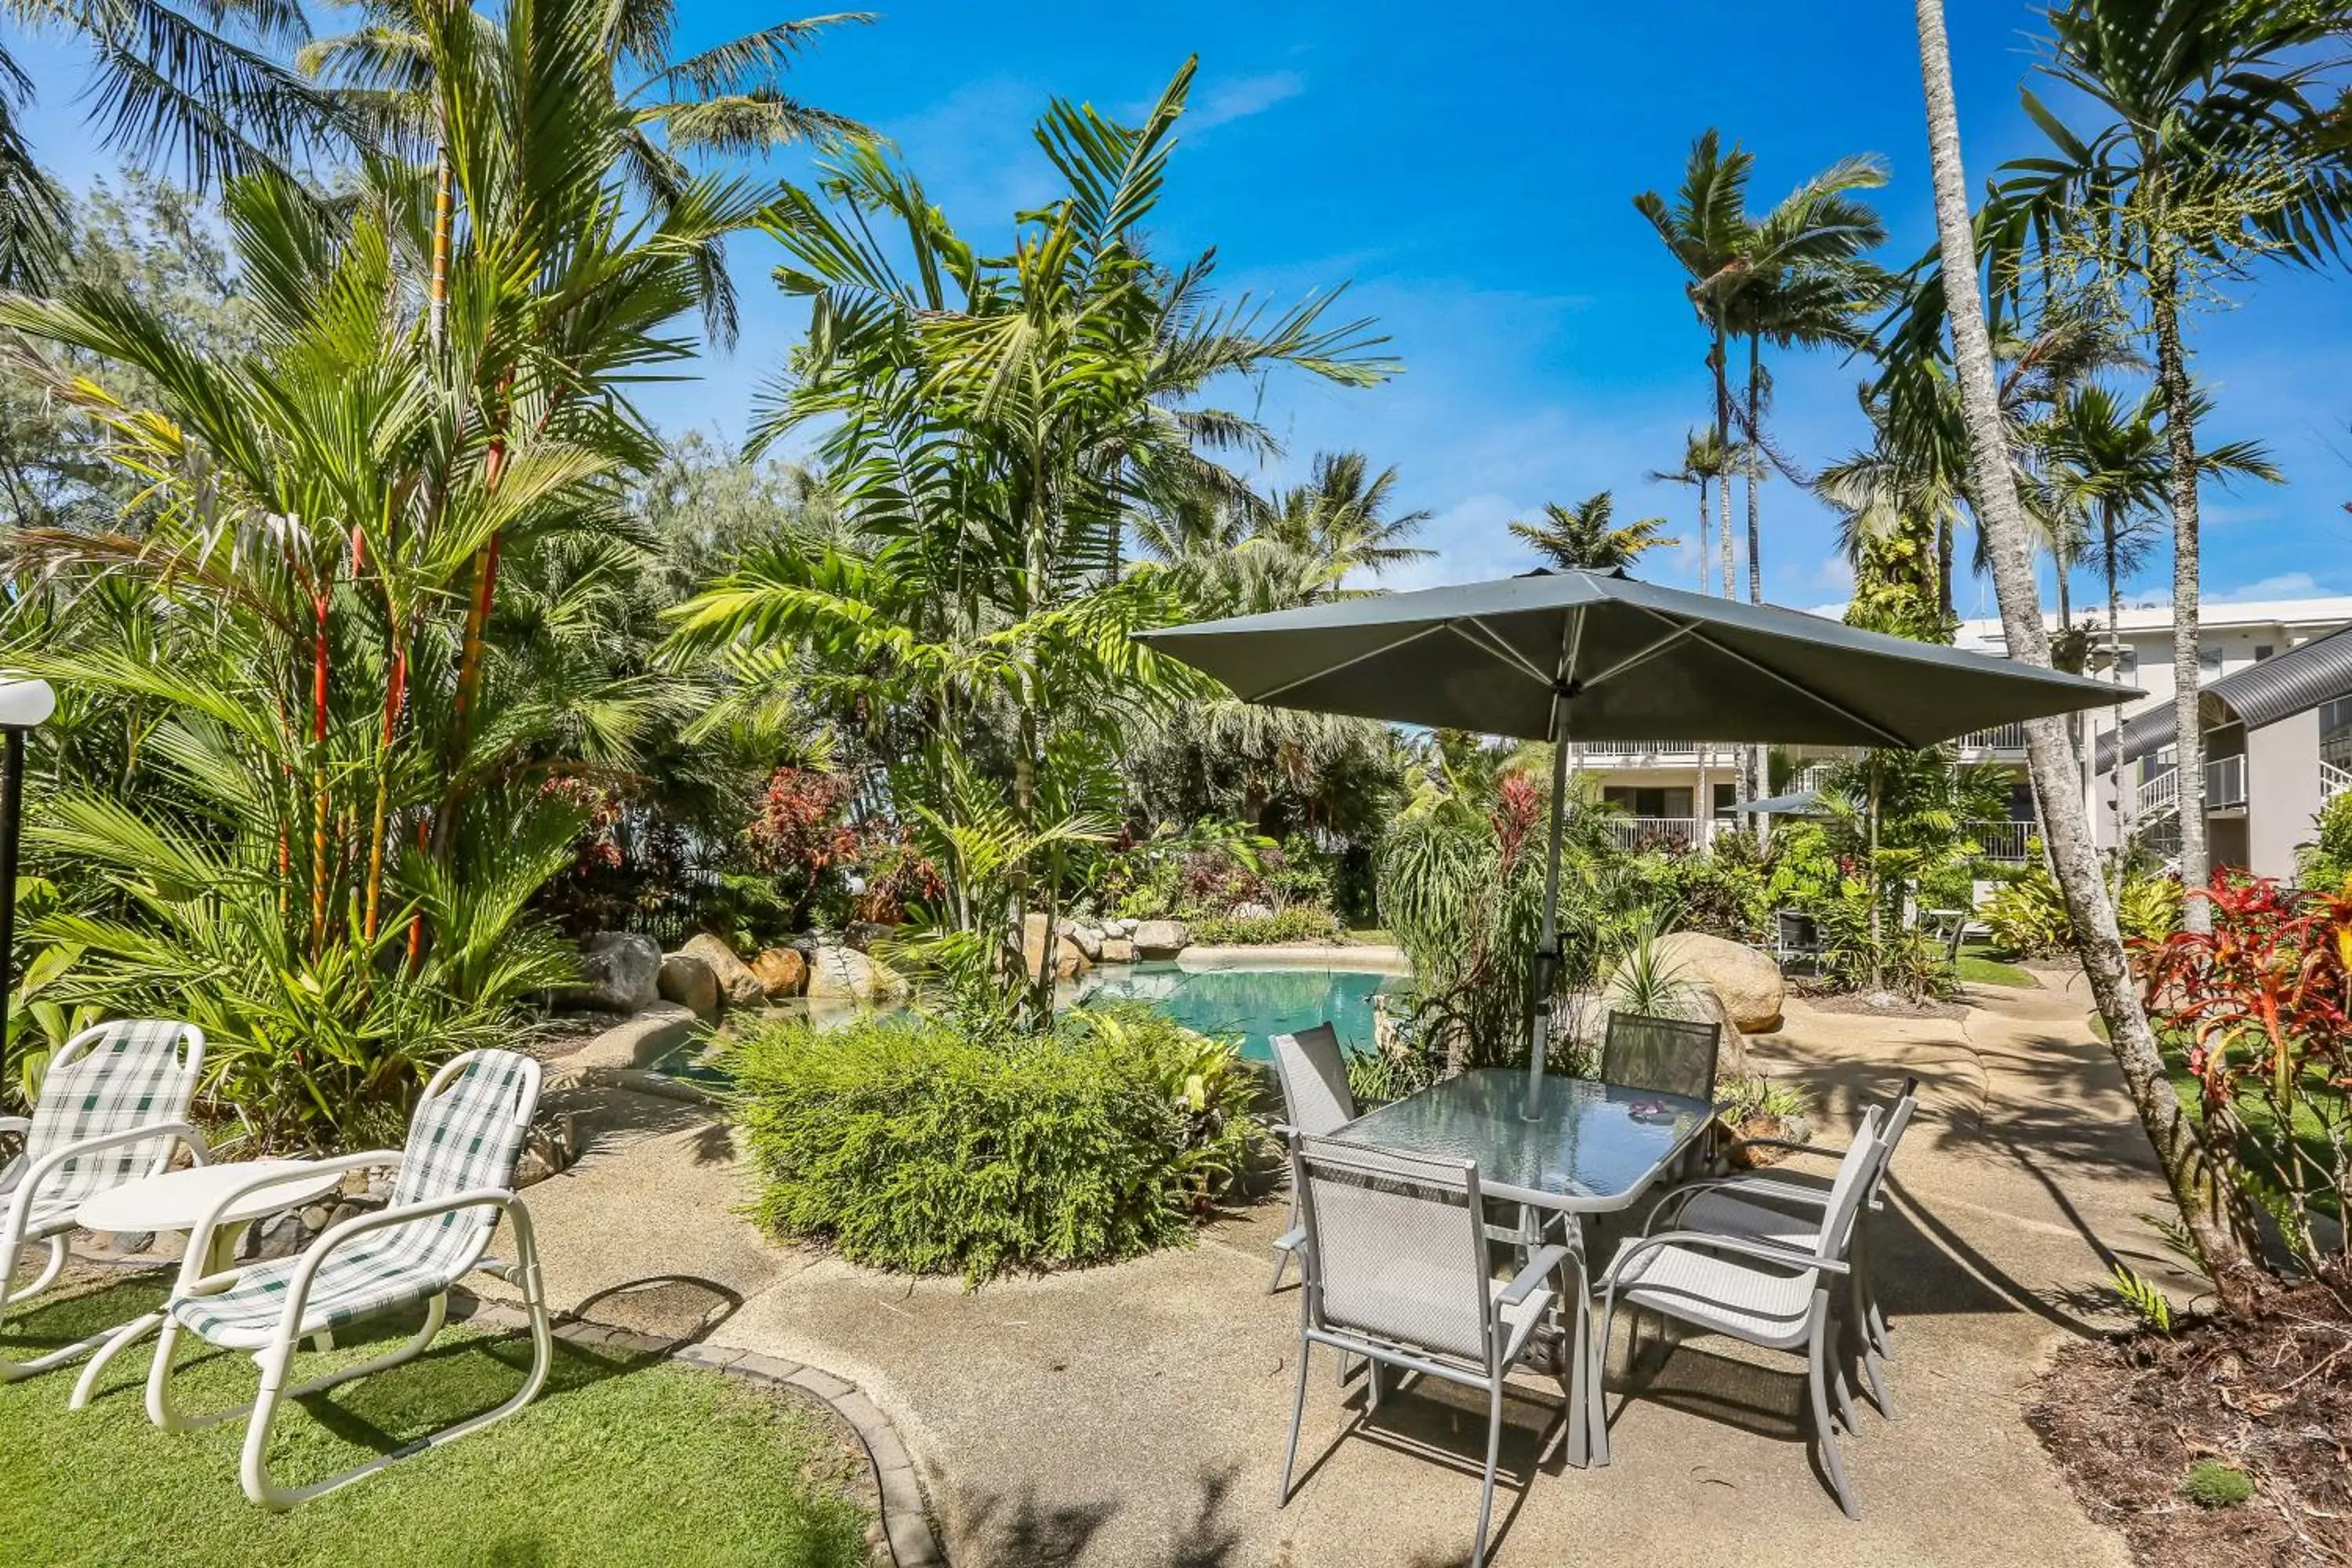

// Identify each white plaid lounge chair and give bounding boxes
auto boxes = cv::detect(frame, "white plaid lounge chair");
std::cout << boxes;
[144,1049,553,1510]
[0,1019,208,1381]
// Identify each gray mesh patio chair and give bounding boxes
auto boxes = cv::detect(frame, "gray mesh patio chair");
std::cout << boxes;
[1649,1076,1921,1416]
[1278,1132,1579,1568]
[0,1020,208,1381]
[1266,1022,1355,1293]
[1775,909,1823,975]
[1596,1106,1887,1519]
[1601,1011,1721,1101]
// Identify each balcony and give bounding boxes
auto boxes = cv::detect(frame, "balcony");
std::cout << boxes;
[2325,759,2352,804]
[1598,816,1700,851]
[1569,742,1738,767]
[2205,753,2247,810]
[1955,722,2029,753]
[1965,820,2034,864]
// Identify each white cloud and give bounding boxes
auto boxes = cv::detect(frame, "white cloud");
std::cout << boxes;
[1188,71,1306,131]
[2206,571,2338,604]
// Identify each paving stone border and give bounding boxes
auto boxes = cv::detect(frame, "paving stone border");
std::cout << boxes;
[454,1298,944,1568]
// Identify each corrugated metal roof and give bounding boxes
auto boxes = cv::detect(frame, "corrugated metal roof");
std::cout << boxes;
[2096,624,2352,775]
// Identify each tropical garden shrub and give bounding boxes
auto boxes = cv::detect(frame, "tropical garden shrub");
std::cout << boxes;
[1987,860,2180,958]
[1185,906,1343,946]
[729,1003,1257,1281]
[2136,873,2352,1272]
[2297,789,2352,891]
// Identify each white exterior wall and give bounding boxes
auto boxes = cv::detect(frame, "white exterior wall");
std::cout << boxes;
[2246,709,2324,882]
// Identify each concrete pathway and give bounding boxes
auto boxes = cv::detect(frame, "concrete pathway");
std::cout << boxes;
[492,978,2187,1567]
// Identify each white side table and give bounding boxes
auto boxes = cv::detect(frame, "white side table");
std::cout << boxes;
[67,1161,344,1410]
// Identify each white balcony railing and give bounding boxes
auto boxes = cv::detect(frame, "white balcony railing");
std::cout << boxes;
[1599,816,1700,851]
[2137,766,2180,820]
[2205,753,2248,809]
[1570,742,1739,765]
[2323,759,2352,804]
[1956,722,2029,753]
[1965,820,2034,863]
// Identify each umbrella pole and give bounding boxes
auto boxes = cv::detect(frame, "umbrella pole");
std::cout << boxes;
[1526,690,1573,1118]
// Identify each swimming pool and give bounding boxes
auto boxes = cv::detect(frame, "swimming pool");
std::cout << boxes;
[1075,962,1406,1062]
[651,959,1407,1082]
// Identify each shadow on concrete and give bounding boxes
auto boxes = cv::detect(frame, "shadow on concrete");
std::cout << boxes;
[566,1272,744,1344]
[958,1464,1245,1566]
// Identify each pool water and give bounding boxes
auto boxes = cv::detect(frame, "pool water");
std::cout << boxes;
[652,961,1405,1081]
[1075,963,1406,1062]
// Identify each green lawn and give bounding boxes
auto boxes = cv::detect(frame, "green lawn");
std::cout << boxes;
[1957,942,2037,988]
[0,1271,870,1568]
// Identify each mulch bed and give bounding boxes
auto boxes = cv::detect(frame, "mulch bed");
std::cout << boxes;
[2028,1269,2352,1566]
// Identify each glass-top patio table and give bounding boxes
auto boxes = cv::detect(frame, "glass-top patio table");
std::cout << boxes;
[1332,1067,1716,1468]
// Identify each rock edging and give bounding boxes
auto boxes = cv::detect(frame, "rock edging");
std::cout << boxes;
[454,1296,945,1568]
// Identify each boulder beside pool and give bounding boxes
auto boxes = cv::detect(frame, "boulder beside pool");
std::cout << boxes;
[1621,931,1785,1035]
[1133,920,1189,960]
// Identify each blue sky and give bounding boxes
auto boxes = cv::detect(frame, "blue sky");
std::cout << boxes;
[15,1,2352,612]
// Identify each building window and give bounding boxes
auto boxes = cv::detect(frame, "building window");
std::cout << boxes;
[1712,782,1736,816]
[2118,647,2137,676]
[2255,644,2274,661]
[2200,647,2223,676]
[1602,786,1693,820]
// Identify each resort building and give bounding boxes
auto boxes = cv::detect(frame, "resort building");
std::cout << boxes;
[1573,593,2352,879]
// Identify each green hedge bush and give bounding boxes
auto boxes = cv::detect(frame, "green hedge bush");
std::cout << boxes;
[728,1001,1258,1282]
[1186,906,1341,945]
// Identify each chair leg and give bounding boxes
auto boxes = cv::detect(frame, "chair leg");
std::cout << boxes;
[1470,1380,1504,1568]
[1266,1245,1290,1294]
[1807,1318,1860,1521]
[1,1232,117,1381]
[1277,1339,1312,1507]
[2,1233,67,1306]
[1854,1265,1895,1417]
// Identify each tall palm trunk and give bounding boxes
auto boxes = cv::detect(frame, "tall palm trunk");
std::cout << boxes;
[1744,332,1768,822]
[1936,513,1954,621]
[2151,251,2209,927]
[2103,509,2129,852]
[1695,474,1710,595]
[1709,326,1743,829]
[1912,0,2255,1312]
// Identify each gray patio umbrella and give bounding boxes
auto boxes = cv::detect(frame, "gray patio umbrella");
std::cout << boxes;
[1137,568,2129,1111]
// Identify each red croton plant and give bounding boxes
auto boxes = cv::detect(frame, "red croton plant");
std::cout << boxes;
[2135,872,2352,1274]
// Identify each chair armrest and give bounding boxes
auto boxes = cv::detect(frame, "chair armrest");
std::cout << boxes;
[260,1185,524,1356]
[0,1116,28,1135]
[1722,1138,1847,1161]
[1499,1243,1577,1307]
[1602,1228,1847,1290]
[173,1149,403,1294]
[8,1120,209,1234]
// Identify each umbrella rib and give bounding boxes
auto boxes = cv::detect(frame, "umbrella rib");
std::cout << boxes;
[1453,619,1553,686]
[1642,610,1914,749]
[1247,622,1449,705]
[1577,622,1704,694]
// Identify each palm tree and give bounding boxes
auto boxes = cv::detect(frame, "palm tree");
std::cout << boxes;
[1991,0,2352,925]
[1646,427,1733,595]
[672,60,1396,1022]
[301,2,871,349]
[1508,492,1676,573]
[1258,452,1435,587]
[1639,135,1889,813]
[0,0,344,290]
[1636,132,1749,612]
[2042,382,2280,843]
[1724,161,1893,606]
[1909,0,2254,1309]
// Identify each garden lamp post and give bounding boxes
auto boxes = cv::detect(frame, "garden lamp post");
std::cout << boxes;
[0,676,55,1094]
